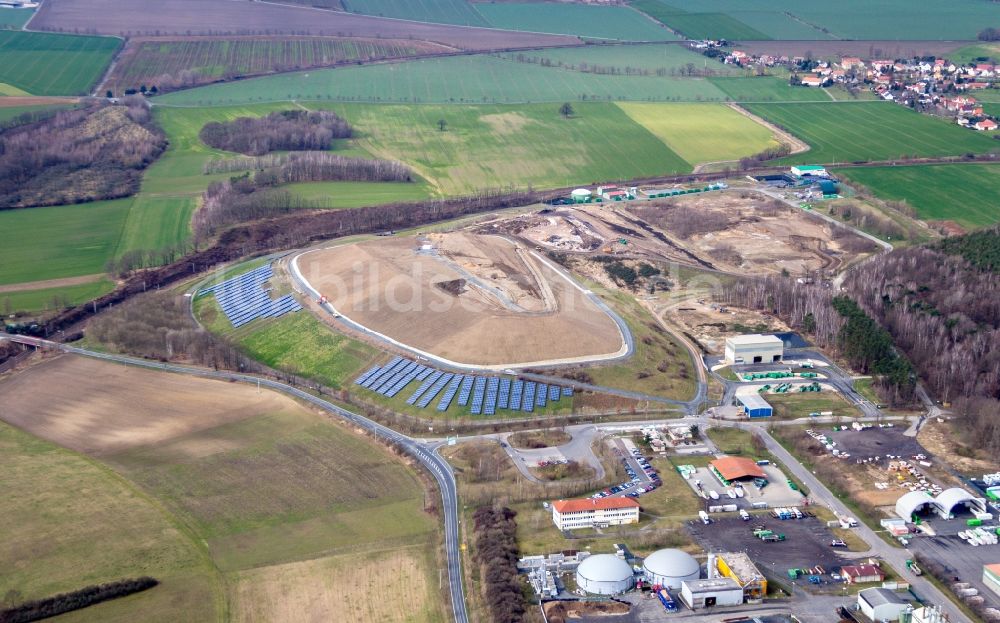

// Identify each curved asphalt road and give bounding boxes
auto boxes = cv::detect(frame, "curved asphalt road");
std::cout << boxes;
[1,335,469,623]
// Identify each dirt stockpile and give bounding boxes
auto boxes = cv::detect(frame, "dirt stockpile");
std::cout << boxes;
[31,0,580,50]
[299,233,624,366]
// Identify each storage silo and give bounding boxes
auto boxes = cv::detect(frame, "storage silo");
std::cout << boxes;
[575,554,635,595]
[643,548,700,589]
[571,188,592,203]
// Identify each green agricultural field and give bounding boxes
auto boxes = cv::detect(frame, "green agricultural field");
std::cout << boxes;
[307,102,691,195]
[0,279,115,315]
[617,102,778,166]
[115,195,197,256]
[475,2,678,41]
[710,77,832,102]
[287,180,435,208]
[0,31,120,95]
[0,102,74,125]
[645,0,1000,40]
[0,198,133,286]
[836,164,1000,229]
[341,0,488,26]
[743,102,1000,164]
[105,37,440,96]
[155,54,732,106]
[0,7,33,28]
[498,43,745,77]
[631,0,771,41]
[946,43,1000,65]
[0,421,220,622]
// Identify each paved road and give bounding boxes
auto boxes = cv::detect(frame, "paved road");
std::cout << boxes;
[0,335,469,623]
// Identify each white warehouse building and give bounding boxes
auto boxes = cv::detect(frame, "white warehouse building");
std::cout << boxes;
[643,548,701,590]
[575,554,635,595]
[724,334,784,365]
[680,578,744,610]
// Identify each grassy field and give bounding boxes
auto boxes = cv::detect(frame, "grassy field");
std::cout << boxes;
[475,3,678,41]
[0,102,74,125]
[582,283,696,401]
[154,55,733,106]
[0,279,115,315]
[765,391,861,420]
[0,7,33,28]
[105,37,444,95]
[0,420,221,623]
[631,0,771,41]
[307,102,692,195]
[498,42,745,77]
[0,354,445,623]
[195,294,380,391]
[287,180,435,208]
[743,102,1000,164]
[641,0,1000,40]
[341,0,488,26]
[0,31,120,95]
[617,102,778,165]
[710,77,832,102]
[116,195,197,256]
[0,198,133,285]
[836,164,1000,230]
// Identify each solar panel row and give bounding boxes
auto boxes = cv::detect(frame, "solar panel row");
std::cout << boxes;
[437,375,463,411]
[350,357,575,415]
[470,377,487,415]
[418,373,454,409]
[457,375,475,406]
[203,264,302,328]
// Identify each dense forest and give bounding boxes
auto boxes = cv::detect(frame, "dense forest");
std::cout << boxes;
[0,99,166,209]
[195,151,414,235]
[472,506,525,623]
[199,110,352,156]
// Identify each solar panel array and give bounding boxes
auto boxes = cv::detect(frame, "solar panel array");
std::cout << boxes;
[353,357,574,415]
[199,264,302,328]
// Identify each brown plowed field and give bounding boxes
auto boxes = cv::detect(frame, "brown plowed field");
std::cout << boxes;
[30,0,580,50]
[0,355,306,455]
[299,233,624,366]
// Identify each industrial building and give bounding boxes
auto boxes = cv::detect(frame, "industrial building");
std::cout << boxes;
[575,554,635,595]
[551,497,640,530]
[724,334,783,365]
[895,487,985,521]
[715,552,767,602]
[737,393,773,418]
[710,457,767,485]
[857,588,910,622]
[842,563,886,584]
[791,165,829,178]
[679,578,744,610]
[570,188,592,203]
[984,563,1000,599]
[642,549,700,590]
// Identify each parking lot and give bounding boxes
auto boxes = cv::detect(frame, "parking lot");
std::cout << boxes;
[591,438,661,500]
[909,534,1000,610]
[676,463,806,511]
[687,516,864,588]
[821,425,926,461]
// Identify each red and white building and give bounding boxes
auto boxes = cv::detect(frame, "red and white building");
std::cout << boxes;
[841,564,886,584]
[551,497,640,530]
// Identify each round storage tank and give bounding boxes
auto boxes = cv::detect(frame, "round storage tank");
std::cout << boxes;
[571,188,592,203]
[642,549,700,589]
[575,554,635,596]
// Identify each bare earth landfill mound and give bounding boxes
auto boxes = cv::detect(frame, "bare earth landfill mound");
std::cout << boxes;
[298,233,625,366]
[30,0,580,49]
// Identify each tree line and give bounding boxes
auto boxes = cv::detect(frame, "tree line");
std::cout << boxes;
[0,577,158,623]
[472,506,525,623]
[199,110,352,156]
[194,151,414,235]
[0,98,165,209]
